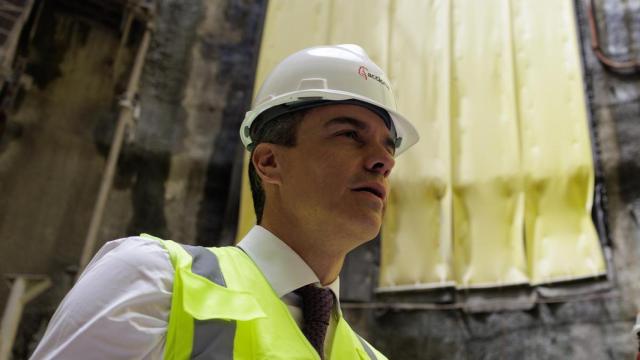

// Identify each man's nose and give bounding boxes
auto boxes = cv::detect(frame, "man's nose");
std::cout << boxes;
[365,143,395,177]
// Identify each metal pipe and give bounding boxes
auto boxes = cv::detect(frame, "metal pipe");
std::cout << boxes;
[0,277,26,360]
[78,21,153,272]
[23,277,52,304]
[0,1,23,14]
[113,8,134,81]
[28,0,45,43]
[0,276,51,360]
[587,0,640,72]
[0,0,35,75]
[341,290,618,312]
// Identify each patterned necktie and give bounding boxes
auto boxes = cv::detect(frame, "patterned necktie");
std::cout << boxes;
[295,284,335,359]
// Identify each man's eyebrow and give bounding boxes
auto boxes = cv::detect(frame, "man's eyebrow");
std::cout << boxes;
[324,116,367,130]
[325,116,396,154]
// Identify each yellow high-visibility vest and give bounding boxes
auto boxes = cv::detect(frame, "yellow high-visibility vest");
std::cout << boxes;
[145,235,387,359]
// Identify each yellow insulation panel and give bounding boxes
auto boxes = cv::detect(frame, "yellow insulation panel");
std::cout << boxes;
[450,0,527,287]
[512,0,606,283]
[380,0,454,289]
[237,0,606,288]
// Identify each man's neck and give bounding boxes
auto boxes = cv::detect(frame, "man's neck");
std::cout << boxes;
[260,216,346,286]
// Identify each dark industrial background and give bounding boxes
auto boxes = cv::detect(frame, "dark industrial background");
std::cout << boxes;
[0,0,638,358]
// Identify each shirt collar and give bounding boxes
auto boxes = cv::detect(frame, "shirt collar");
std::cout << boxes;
[237,225,340,302]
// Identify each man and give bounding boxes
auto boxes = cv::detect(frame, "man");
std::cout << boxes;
[31,44,419,359]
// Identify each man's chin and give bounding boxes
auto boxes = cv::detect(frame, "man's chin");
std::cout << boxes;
[343,216,382,244]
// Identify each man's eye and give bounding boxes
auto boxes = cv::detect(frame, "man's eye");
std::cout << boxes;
[340,130,359,140]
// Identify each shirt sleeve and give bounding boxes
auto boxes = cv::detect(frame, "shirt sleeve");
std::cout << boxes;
[30,236,174,360]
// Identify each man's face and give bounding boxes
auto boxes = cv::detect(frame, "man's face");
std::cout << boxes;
[276,104,396,253]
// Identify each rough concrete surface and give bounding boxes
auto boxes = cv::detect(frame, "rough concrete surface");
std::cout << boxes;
[1,0,640,359]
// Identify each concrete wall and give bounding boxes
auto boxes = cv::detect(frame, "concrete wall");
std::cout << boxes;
[0,0,133,320]
[0,3,135,356]
[1,0,639,358]
[1,0,266,357]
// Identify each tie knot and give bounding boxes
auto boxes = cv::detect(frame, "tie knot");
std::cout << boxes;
[294,284,334,359]
[295,284,334,311]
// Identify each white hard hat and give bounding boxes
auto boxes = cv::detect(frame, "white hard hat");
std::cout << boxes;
[240,44,419,155]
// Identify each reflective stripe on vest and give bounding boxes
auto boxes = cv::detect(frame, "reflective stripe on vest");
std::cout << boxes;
[181,244,235,359]
[357,335,378,360]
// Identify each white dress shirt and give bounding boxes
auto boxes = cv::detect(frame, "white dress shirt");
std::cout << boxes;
[31,226,340,359]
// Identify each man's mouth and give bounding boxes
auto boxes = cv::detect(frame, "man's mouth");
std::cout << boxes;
[351,182,386,201]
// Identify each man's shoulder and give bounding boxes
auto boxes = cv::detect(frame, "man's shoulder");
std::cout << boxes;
[91,236,234,273]
[80,235,174,280]
[31,236,174,359]
[101,234,167,253]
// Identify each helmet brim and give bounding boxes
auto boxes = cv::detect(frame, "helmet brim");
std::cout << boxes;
[241,89,419,155]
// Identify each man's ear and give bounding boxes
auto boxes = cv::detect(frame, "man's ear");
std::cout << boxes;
[252,143,282,186]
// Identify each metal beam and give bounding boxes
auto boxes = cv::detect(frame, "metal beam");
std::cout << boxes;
[0,275,51,360]
[78,14,154,271]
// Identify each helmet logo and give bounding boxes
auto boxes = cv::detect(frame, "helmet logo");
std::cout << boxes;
[358,65,390,90]
[358,66,368,80]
